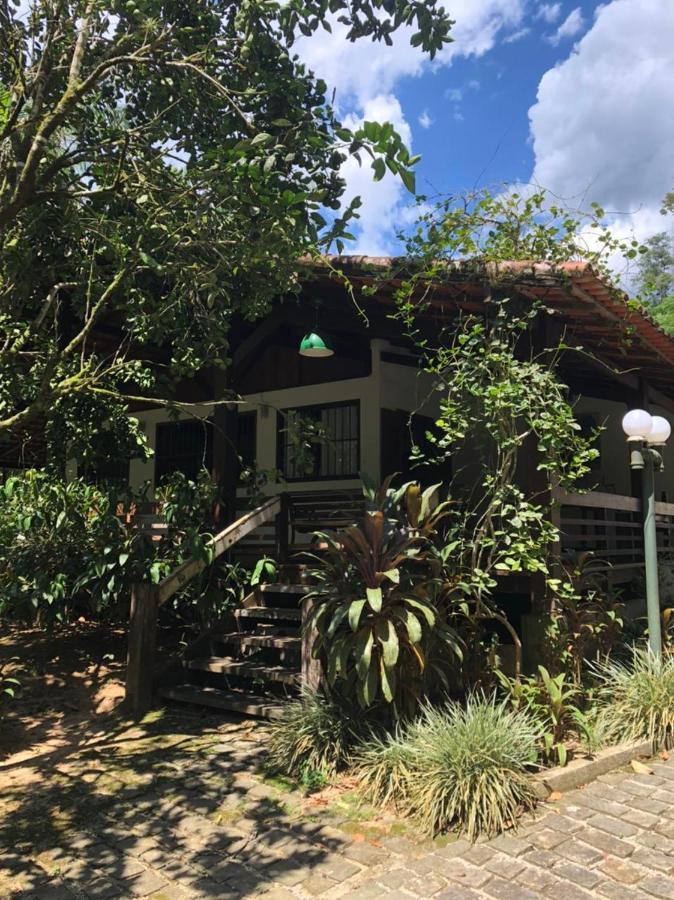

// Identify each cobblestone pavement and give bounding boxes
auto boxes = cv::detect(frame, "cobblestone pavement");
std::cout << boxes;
[2,708,674,899]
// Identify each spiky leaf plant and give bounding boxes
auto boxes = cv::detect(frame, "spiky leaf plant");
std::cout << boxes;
[354,694,540,840]
[350,727,417,808]
[266,689,361,780]
[591,647,674,748]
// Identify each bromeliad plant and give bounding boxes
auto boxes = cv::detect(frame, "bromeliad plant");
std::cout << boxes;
[306,481,463,717]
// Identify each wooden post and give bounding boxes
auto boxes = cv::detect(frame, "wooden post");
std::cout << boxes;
[301,595,322,692]
[126,583,159,719]
[212,370,239,527]
[275,492,290,564]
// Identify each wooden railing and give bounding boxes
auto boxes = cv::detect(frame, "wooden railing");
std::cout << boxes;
[125,495,284,718]
[554,488,674,578]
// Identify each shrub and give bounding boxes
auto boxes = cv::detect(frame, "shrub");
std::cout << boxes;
[354,694,540,840]
[497,665,591,766]
[266,689,362,781]
[307,480,463,718]
[592,647,674,748]
[350,726,416,809]
[0,470,130,625]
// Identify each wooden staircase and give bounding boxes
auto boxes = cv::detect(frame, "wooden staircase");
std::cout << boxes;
[159,582,312,719]
[126,492,360,721]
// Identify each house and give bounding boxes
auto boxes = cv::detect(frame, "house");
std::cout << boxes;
[123,257,674,561]
[115,257,674,717]
[10,256,674,715]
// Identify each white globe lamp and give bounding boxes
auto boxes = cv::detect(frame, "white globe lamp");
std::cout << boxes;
[621,409,653,442]
[648,415,671,446]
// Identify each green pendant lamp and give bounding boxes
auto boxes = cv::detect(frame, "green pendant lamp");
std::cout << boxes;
[299,301,334,358]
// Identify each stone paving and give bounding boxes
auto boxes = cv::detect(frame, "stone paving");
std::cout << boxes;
[2,707,674,899]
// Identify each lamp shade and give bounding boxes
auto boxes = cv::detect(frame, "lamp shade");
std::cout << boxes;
[622,408,653,440]
[648,415,671,445]
[299,331,333,358]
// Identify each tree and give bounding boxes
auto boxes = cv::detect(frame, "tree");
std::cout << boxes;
[0,0,453,467]
[377,189,628,678]
[635,232,674,307]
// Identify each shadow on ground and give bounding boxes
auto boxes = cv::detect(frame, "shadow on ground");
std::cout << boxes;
[0,703,362,898]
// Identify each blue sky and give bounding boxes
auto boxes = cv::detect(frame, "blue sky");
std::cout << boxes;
[298,0,674,260]
[403,2,597,198]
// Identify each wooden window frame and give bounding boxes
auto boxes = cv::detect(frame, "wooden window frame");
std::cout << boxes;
[276,400,361,482]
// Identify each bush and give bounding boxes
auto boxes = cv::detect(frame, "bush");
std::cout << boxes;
[592,647,674,748]
[0,468,225,627]
[307,480,462,718]
[0,471,130,625]
[266,689,362,781]
[354,694,540,840]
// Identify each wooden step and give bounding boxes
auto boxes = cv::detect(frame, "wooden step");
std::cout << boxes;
[160,684,286,719]
[214,632,301,651]
[235,606,301,622]
[259,583,314,595]
[186,656,299,684]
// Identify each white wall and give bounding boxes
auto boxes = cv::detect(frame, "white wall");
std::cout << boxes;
[126,342,674,503]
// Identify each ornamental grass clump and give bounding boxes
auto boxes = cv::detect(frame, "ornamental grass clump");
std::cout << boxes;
[266,689,360,781]
[354,694,540,841]
[591,647,674,748]
[350,727,417,808]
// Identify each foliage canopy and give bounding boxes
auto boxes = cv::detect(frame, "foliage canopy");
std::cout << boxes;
[0,0,451,464]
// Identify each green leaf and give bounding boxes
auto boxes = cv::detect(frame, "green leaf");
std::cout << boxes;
[366,586,383,612]
[380,658,396,703]
[372,158,386,182]
[400,167,416,194]
[382,568,400,584]
[359,658,378,707]
[404,597,436,627]
[374,618,399,667]
[354,627,374,679]
[348,598,366,631]
[402,610,422,643]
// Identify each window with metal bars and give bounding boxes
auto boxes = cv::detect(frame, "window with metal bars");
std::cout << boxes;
[154,419,213,486]
[277,401,360,481]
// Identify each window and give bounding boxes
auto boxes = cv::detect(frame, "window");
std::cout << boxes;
[237,412,257,472]
[155,419,212,485]
[85,455,130,490]
[278,401,359,480]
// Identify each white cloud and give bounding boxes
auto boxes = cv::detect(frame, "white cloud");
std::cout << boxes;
[418,109,434,130]
[548,7,585,44]
[445,87,464,102]
[339,95,413,256]
[504,27,531,43]
[529,0,674,278]
[295,0,527,253]
[535,3,562,24]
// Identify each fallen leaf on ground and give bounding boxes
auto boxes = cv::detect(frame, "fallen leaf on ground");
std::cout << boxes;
[631,759,653,775]
[660,750,669,760]
[548,790,563,801]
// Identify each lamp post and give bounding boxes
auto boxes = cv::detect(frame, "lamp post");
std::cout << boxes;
[622,409,672,658]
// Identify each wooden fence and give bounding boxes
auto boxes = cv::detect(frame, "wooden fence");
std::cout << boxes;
[554,488,674,580]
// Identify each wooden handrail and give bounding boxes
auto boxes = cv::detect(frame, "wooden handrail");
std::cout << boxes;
[553,487,674,518]
[126,494,283,718]
[156,496,281,606]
